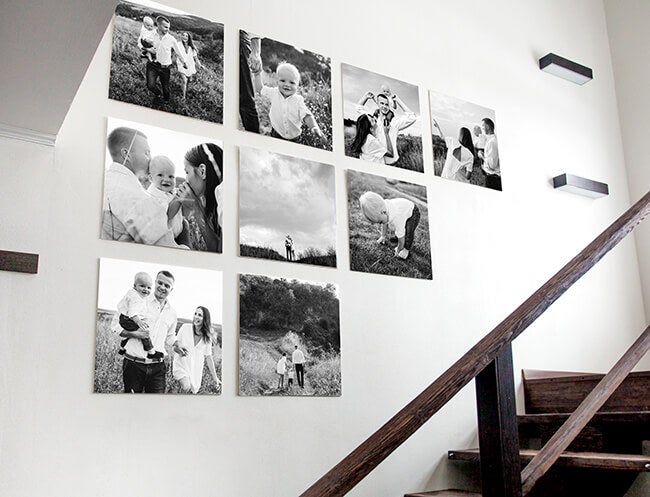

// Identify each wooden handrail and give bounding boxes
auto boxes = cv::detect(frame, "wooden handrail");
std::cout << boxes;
[300,190,650,497]
[520,324,650,494]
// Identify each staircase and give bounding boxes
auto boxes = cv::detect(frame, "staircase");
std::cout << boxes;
[426,369,650,497]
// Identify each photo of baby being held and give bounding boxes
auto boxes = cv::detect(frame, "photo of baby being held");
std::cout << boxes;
[239,30,332,151]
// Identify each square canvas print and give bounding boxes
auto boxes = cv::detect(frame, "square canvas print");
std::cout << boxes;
[94,257,223,395]
[342,63,424,172]
[429,90,501,191]
[239,30,332,150]
[239,273,341,397]
[239,147,337,267]
[347,170,432,280]
[102,117,224,252]
[109,0,224,123]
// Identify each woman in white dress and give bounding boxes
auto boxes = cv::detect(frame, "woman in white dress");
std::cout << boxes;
[172,306,220,394]
[349,114,394,164]
[432,119,475,184]
[176,31,202,100]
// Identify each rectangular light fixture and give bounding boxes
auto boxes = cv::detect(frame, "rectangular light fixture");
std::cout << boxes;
[539,53,593,85]
[553,173,608,198]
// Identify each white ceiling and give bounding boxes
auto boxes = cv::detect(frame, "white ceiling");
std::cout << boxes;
[0,0,119,141]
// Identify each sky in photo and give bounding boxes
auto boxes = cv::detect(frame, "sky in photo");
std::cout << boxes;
[97,257,223,323]
[429,90,496,139]
[342,63,422,136]
[239,147,336,258]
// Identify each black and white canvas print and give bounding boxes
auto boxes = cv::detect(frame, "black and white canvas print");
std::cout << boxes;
[342,63,424,172]
[347,170,432,280]
[109,0,224,123]
[239,147,337,267]
[102,117,224,252]
[239,30,332,150]
[429,90,501,191]
[239,274,341,397]
[94,257,223,395]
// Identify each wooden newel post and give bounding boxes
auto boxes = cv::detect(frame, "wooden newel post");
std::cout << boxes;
[475,342,522,497]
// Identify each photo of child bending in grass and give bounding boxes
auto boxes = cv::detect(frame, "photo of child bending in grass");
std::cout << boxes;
[347,170,432,280]
[239,30,332,151]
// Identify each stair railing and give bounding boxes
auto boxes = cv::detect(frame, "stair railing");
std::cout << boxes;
[299,190,650,497]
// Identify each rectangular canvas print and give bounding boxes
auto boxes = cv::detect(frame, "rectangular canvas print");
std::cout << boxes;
[102,117,224,252]
[429,90,501,191]
[94,257,223,395]
[109,0,224,123]
[347,170,432,280]
[239,147,337,267]
[239,30,332,151]
[342,63,424,172]
[239,273,341,397]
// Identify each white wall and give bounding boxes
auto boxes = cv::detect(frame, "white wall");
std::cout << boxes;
[0,1,648,497]
[604,0,650,323]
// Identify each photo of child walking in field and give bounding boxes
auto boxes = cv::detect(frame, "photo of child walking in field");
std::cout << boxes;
[347,170,432,280]
[239,274,340,397]
[109,1,224,123]
[239,30,332,151]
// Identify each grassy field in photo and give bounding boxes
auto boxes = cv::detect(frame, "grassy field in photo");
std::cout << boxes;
[239,244,336,268]
[347,171,432,280]
[94,310,222,394]
[344,124,424,172]
[109,15,223,123]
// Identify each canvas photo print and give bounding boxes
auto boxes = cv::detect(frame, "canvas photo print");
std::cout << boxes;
[239,147,337,267]
[94,257,223,395]
[239,30,332,151]
[239,274,341,397]
[109,0,224,123]
[102,117,224,253]
[429,90,501,191]
[342,63,424,172]
[347,170,432,280]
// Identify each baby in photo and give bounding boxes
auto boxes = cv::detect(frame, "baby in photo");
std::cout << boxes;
[248,57,326,144]
[115,271,162,359]
[146,156,184,239]
[359,192,421,260]
[137,16,156,62]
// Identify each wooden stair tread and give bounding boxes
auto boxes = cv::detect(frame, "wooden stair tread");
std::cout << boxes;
[449,448,650,471]
[404,491,481,497]
[518,410,650,425]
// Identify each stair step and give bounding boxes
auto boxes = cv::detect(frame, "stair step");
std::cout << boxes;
[404,491,481,497]
[518,410,650,425]
[448,448,650,471]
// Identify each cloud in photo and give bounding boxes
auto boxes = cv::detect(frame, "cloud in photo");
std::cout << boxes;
[239,147,336,257]
[429,90,496,138]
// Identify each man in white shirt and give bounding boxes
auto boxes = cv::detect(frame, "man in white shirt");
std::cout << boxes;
[356,91,417,166]
[120,270,180,393]
[292,345,306,389]
[478,117,501,191]
[145,16,187,103]
[102,126,179,247]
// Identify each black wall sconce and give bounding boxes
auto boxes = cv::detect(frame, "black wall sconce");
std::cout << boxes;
[539,53,593,85]
[553,174,609,198]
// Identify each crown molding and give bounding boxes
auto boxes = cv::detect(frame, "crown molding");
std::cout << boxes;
[0,122,56,147]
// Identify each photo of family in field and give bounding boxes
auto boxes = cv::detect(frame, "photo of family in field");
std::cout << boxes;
[109,0,224,123]
[429,90,502,191]
[239,30,332,151]
[239,274,341,397]
[342,64,424,172]
[239,147,337,267]
[347,170,432,280]
[101,117,224,252]
[94,258,223,395]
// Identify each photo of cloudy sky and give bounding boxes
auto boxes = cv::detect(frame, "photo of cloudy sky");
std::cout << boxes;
[239,147,337,267]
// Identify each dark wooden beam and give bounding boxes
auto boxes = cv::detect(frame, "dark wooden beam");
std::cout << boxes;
[475,343,522,497]
[0,250,39,274]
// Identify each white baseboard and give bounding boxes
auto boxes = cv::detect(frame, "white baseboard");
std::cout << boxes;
[0,122,56,147]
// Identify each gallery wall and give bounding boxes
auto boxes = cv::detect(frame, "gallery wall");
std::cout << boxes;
[1,1,648,497]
